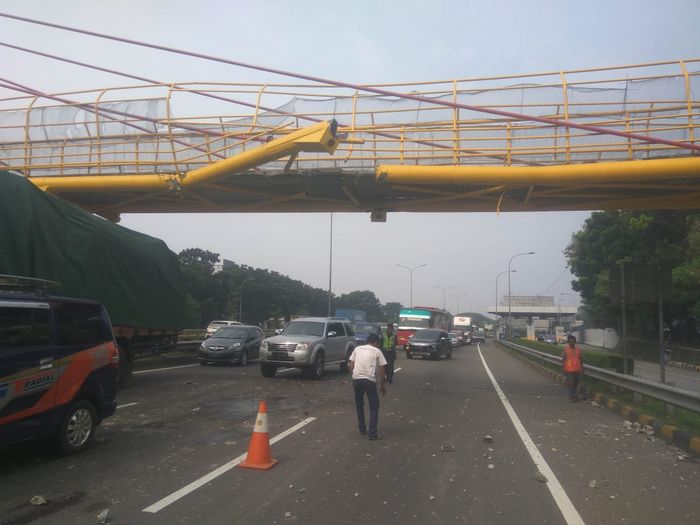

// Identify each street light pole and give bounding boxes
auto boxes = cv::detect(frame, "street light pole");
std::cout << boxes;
[434,284,455,310]
[239,278,254,323]
[449,293,469,314]
[327,213,333,317]
[507,251,535,339]
[496,270,515,332]
[396,263,427,307]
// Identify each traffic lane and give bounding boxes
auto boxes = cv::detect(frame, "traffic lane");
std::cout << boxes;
[632,360,700,392]
[0,361,352,525]
[155,346,568,524]
[483,342,700,524]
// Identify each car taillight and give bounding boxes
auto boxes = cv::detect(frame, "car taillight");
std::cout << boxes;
[110,347,120,367]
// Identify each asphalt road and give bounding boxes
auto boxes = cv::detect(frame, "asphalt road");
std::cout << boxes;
[1,341,698,524]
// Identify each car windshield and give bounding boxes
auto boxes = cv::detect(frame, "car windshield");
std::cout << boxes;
[282,321,325,337]
[355,323,379,334]
[414,329,441,340]
[213,327,247,339]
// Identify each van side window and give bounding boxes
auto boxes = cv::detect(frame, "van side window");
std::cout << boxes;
[0,307,51,348]
[54,303,110,345]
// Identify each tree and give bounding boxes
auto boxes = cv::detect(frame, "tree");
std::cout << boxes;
[336,290,382,321]
[565,210,696,332]
[381,302,404,325]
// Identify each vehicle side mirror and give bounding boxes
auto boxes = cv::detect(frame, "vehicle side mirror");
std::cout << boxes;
[274,329,282,335]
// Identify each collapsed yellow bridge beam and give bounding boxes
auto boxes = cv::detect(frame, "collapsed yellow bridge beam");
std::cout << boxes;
[30,120,339,193]
[376,157,700,186]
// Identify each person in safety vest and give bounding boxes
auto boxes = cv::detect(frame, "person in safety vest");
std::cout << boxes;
[562,335,584,402]
[381,324,398,383]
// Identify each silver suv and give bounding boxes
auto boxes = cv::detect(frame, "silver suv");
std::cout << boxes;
[259,317,355,379]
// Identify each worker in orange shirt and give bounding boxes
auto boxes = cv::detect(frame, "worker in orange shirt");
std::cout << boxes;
[562,335,584,402]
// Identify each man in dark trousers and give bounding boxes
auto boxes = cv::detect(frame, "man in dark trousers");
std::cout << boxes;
[562,335,584,401]
[381,324,398,383]
[348,333,387,440]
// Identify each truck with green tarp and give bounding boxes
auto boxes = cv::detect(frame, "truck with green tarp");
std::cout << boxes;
[0,171,186,386]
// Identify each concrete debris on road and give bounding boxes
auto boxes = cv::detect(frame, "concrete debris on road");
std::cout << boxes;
[534,470,548,483]
[589,480,598,488]
[30,496,48,506]
[488,464,495,470]
[96,508,109,524]
[284,511,293,518]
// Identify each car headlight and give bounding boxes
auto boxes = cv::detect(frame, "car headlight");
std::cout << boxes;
[296,343,310,352]
[261,341,268,350]
[200,342,206,350]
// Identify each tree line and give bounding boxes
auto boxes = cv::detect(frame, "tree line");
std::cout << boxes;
[178,248,404,328]
[565,210,700,342]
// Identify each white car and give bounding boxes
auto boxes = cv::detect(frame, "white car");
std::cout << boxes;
[205,320,242,339]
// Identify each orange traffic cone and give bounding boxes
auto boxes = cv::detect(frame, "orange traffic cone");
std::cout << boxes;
[239,400,278,470]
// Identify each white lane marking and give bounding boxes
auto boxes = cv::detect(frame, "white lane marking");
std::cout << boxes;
[116,402,139,409]
[393,367,402,373]
[133,364,200,374]
[477,344,585,525]
[142,416,317,514]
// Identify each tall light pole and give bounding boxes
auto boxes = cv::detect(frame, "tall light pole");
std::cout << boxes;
[239,277,254,322]
[434,284,455,310]
[327,213,333,317]
[450,293,469,314]
[396,263,427,307]
[496,270,516,332]
[508,251,535,339]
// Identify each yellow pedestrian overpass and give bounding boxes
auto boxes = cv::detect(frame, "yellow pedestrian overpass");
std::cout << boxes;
[1,60,698,221]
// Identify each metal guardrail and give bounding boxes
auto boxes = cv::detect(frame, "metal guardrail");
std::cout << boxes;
[499,340,700,414]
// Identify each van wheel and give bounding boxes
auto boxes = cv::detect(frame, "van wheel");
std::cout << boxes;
[57,400,97,455]
[305,353,324,380]
[261,363,277,378]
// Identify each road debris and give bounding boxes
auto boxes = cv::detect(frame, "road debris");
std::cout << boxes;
[589,480,598,489]
[96,508,109,524]
[488,464,495,470]
[284,511,293,518]
[30,496,48,506]
[534,470,548,483]
[482,435,494,443]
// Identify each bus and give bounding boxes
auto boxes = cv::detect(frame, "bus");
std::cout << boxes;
[397,307,452,348]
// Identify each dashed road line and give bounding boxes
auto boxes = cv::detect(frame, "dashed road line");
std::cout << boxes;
[116,402,139,409]
[142,416,317,514]
[477,344,585,525]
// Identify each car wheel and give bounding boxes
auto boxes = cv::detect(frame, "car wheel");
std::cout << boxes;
[57,400,97,455]
[305,353,324,380]
[239,351,248,367]
[261,363,277,378]
[340,348,353,373]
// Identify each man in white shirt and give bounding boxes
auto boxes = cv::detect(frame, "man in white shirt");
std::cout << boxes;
[348,333,387,440]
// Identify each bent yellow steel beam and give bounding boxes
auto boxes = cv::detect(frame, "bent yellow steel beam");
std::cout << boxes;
[376,157,700,186]
[30,120,339,193]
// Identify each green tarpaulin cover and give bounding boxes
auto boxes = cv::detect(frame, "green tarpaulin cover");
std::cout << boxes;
[0,171,184,330]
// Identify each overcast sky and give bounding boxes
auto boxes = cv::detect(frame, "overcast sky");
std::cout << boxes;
[2,1,699,315]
